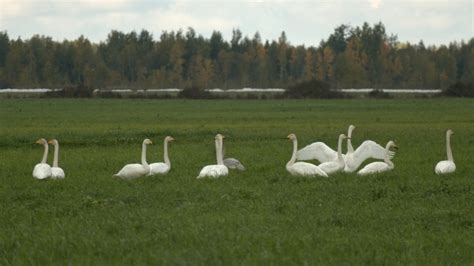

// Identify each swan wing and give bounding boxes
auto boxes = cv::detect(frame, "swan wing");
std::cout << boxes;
[352,140,395,168]
[290,162,328,177]
[296,142,337,162]
[149,162,170,175]
[318,161,343,175]
[115,164,148,179]
[197,165,229,178]
[357,162,389,176]
[223,158,245,171]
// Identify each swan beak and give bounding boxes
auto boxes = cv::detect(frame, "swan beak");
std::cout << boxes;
[47,140,53,144]
[35,140,41,144]
[393,145,399,150]
[170,137,175,141]
[347,137,351,139]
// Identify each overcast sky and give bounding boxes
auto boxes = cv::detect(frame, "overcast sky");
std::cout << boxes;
[0,0,472,46]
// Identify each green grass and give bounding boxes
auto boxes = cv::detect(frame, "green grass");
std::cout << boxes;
[1,98,473,265]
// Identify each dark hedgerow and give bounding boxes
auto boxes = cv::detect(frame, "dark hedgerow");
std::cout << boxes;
[178,86,213,99]
[444,81,474,97]
[285,80,344,99]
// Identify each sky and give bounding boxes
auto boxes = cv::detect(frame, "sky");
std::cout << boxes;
[0,0,472,46]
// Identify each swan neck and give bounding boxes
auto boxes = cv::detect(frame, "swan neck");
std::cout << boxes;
[53,142,59,167]
[384,143,393,167]
[446,133,453,161]
[141,142,148,166]
[163,139,170,167]
[337,135,344,163]
[216,138,224,165]
[287,138,297,167]
[347,127,354,153]
[41,142,49,164]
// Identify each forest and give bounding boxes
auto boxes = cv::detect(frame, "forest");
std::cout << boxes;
[0,22,472,90]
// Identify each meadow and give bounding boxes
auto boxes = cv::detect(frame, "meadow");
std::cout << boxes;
[0,98,473,265]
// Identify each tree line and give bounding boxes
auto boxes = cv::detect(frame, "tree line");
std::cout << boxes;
[0,22,472,90]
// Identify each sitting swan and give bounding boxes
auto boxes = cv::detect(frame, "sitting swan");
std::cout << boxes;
[197,134,228,179]
[48,139,65,179]
[149,136,175,175]
[114,139,152,179]
[318,134,348,175]
[33,138,52,180]
[357,141,398,176]
[286,133,328,177]
[222,139,245,171]
[435,129,456,174]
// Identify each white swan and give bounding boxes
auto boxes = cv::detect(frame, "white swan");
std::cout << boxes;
[149,136,174,175]
[114,139,152,179]
[48,139,65,179]
[296,125,393,172]
[357,141,398,176]
[318,134,348,175]
[344,125,395,172]
[197,134,228,179]
[286,133,328,177]
[222,140,245,171]
[33,138,52,180]
[435,129,456,174]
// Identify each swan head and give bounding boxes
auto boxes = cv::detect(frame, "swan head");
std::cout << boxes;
[36,138,47,145]
[348,125,356,136]
[287,133,297,141]
[47,139,59,145]
[447,129,454,136]
[340,133,349,140]
[387,140,398,150]
[143,139,153,145]
[215,134,224,141]
[165,136,175,142]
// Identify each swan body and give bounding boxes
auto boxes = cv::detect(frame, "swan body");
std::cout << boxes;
[296,125,394,172]
[435,129,456,174]
[149,136,174,175]
[197,134,229,179]
[357,141,398,176]
[114,139,152,180]
[33,138,52,180]
[48,139,65,179]
[221,141,245,171]
[286,133,328,177]
[318,134,348,175]
[223,158,245,171]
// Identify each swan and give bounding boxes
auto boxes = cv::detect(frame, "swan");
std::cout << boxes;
[149,136,175,175]
[197,134,229,179]
[317,134,348,175]
[48,139,65,179]
[114,139,152,179]
[296,125,394,172]
[222,140,245,171]
[286,133,328,177]
[435,129,456,174]
[357,141,398,176]
[33,138,52,180]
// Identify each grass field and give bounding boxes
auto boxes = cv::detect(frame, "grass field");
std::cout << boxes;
[1,98,473,265]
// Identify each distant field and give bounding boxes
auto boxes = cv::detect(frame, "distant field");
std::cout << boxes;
[1,99,473,264]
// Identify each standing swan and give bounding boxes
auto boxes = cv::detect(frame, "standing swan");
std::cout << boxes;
[197,134,228,179]
[357,141,398,176]
[33,138,52,180]
[318,134,348,175]
[149,136,175,175]
[48,139,65,179]
[435,129,456,174]
[114,139,153,179]
[286,133,328,177]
